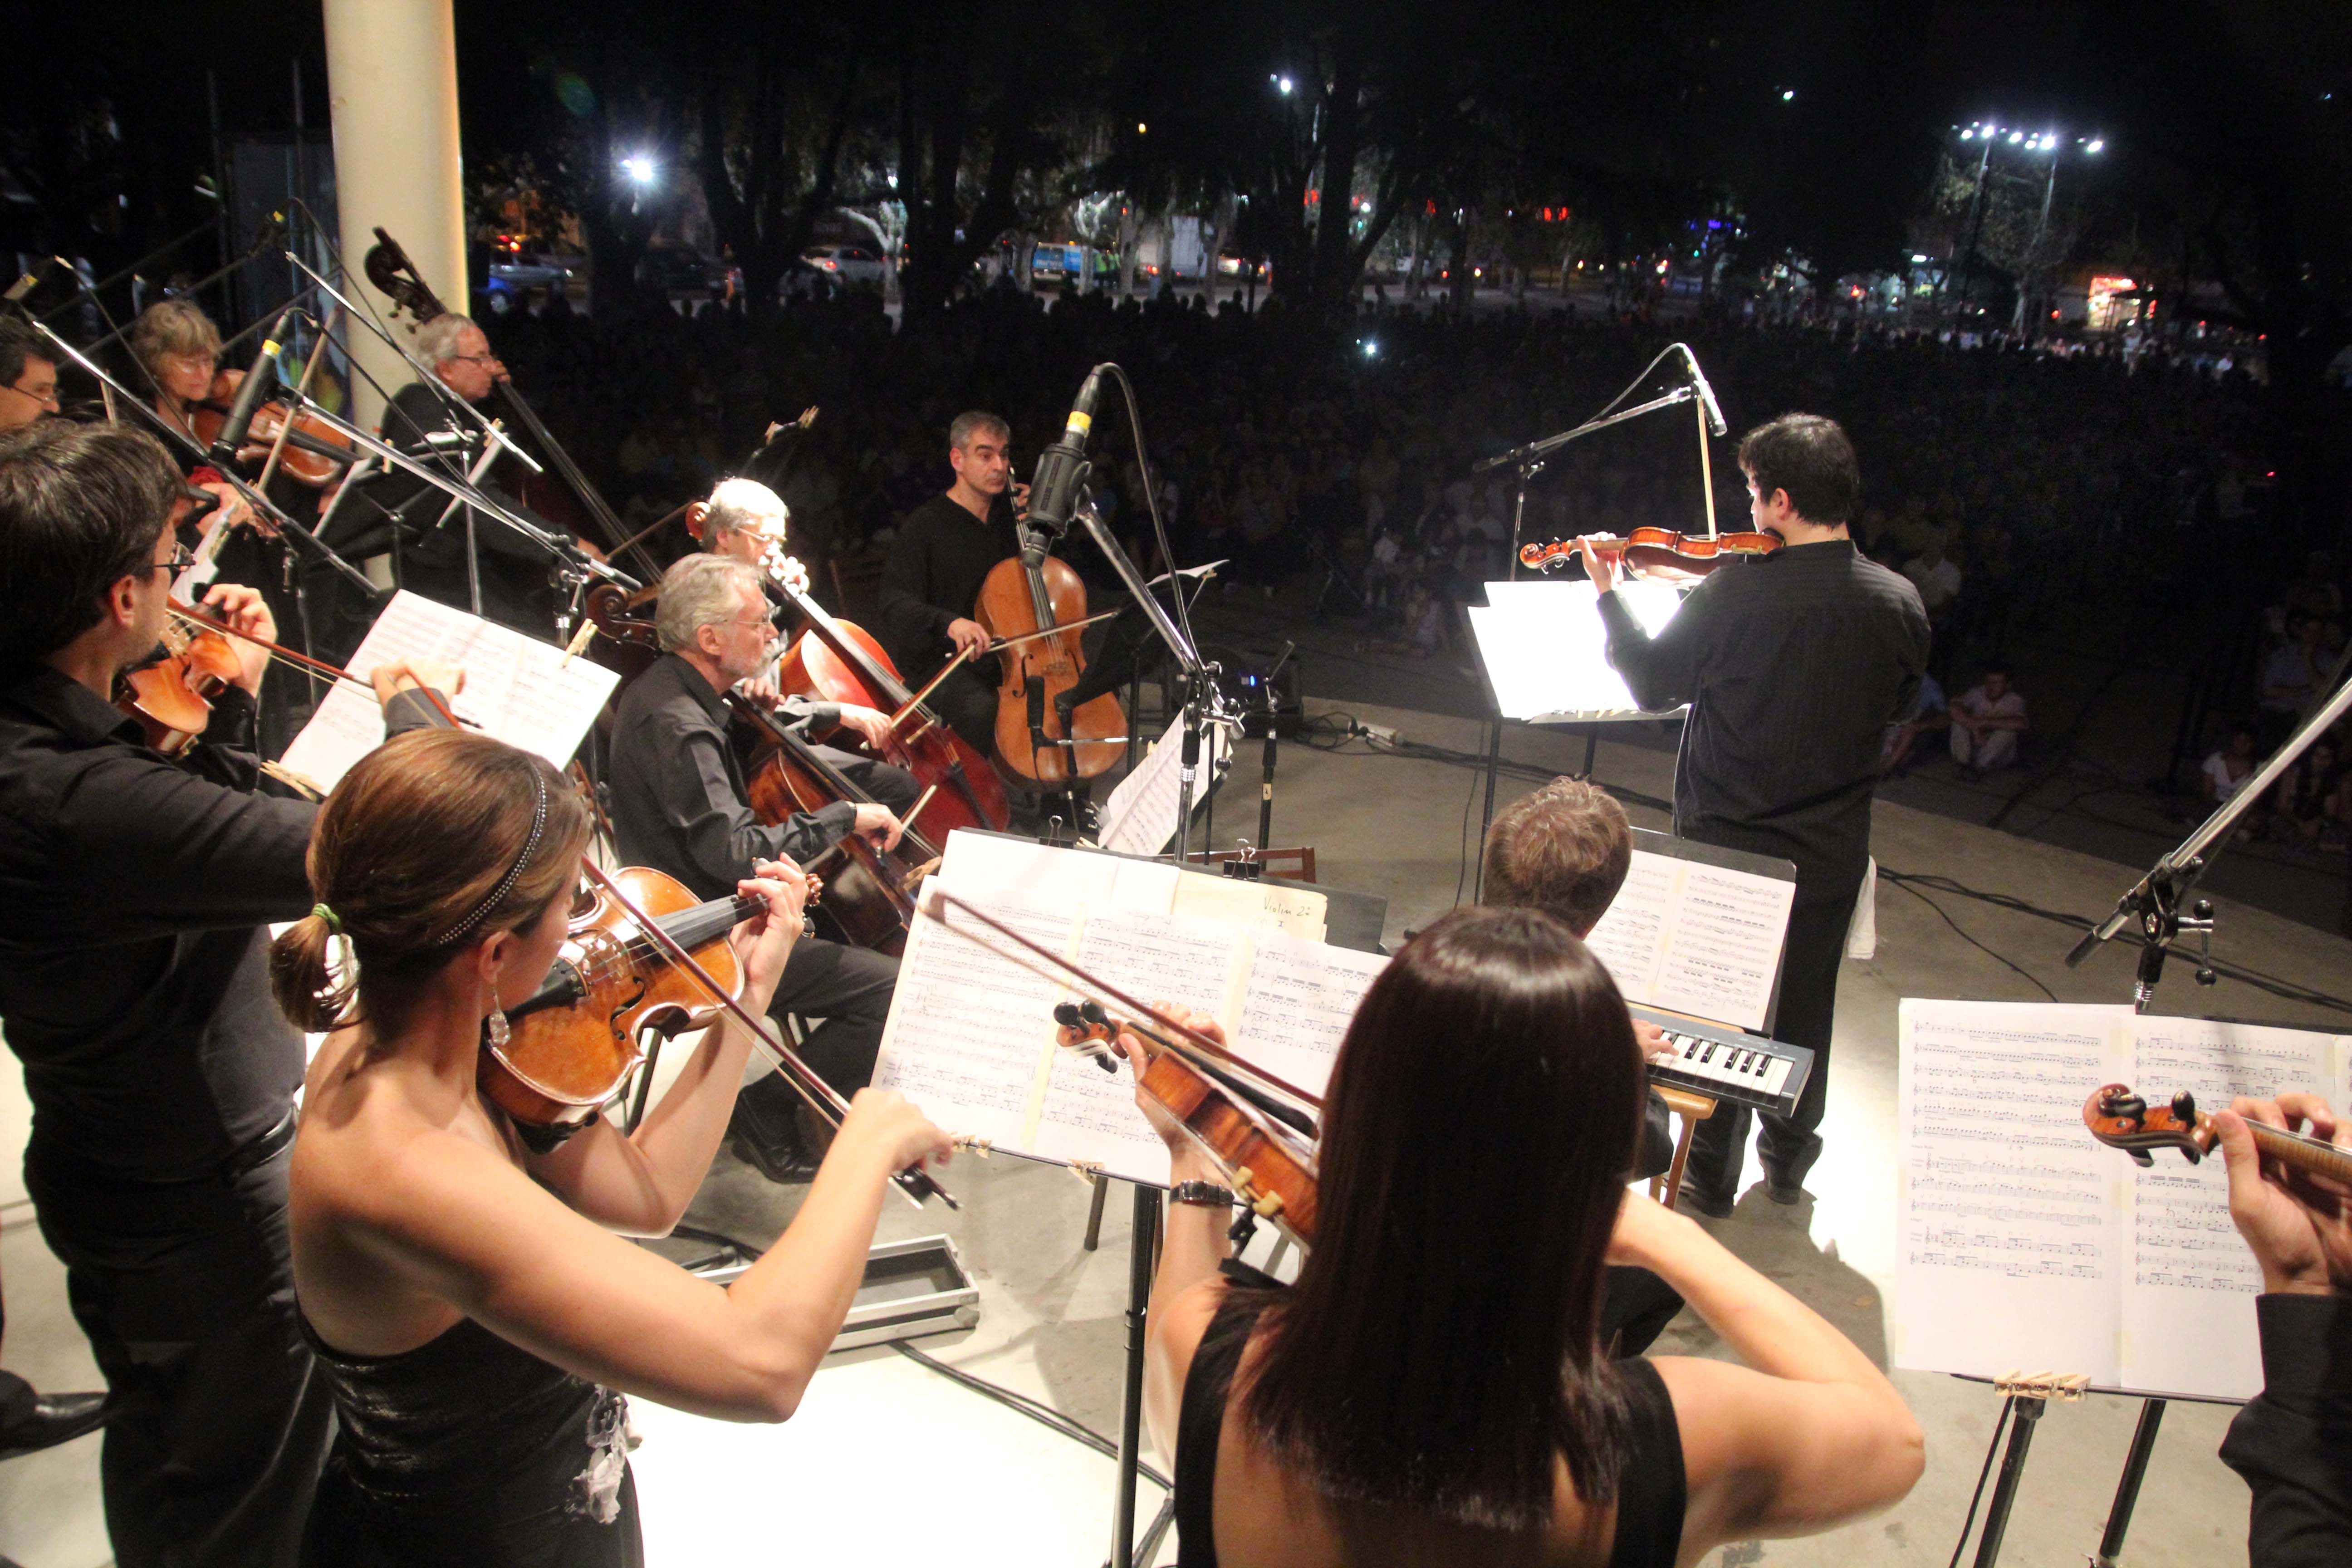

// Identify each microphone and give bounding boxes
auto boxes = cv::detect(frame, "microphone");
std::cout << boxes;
[1679,345,1727,438]
[209,307,296,466]
[245,212,285,260]
[1025,364,1107,544]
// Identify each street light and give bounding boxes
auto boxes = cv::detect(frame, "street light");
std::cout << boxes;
[622,155,655,186]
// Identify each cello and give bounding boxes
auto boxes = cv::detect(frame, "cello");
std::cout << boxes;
[974,538,1125,788]
[756,551,1011,834]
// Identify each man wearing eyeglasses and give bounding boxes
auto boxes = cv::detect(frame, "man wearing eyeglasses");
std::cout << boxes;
[331,312,597,638]
[0,420,462,1565]
[606,552,910,1183]
[0,314,61,433]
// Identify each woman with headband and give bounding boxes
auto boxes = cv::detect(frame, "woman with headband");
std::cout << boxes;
[274,729,952,1563]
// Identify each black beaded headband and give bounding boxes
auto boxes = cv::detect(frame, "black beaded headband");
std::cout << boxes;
[429,771,550,948]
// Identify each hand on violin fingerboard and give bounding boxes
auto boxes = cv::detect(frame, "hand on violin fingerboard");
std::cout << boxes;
[2217,1093,2352,1298]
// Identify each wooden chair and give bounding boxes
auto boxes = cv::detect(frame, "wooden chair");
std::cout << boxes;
[1197,846,1319,883]
[1649,1086,1719,1213]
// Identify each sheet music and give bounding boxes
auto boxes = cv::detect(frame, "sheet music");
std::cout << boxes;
[1894,1000,2350,1401]
[870,887,1079,1149]
[1468,578,1689,722]
[1098,715,1230,858]
[278,591,617,791]
[1030,909,1241,1180]
[1894,1000,2131,1387]
[2119,1018,2351,1398]
[1226,932,1389,1099]
[1583,851,1794,1033]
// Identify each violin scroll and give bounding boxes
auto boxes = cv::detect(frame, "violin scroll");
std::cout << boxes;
[2082,1082,2215,1167]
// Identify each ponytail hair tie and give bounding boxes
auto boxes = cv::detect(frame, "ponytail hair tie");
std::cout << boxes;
[311,903,343,934]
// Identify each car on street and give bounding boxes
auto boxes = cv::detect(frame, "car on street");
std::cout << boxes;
[636,245,728,298]
[789,245,888,292]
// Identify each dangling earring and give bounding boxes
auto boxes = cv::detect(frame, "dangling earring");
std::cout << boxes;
[486,1006,511,1049]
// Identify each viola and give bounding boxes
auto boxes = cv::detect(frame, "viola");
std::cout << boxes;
[118,599,245,755]
[189,367,354,488]
[490,856,957,1208]
[489,867,767,1135]
[975,546,1125,786]
[930,890,1322,1246]
[760,549,1011,834]
[1519,527,1782,582]
[2083,1083,2352,1182]
[727,692,944,957]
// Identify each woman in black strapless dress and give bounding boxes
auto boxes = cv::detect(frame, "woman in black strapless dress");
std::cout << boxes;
[1124,906,1927,1568]
[272,730,952,1563]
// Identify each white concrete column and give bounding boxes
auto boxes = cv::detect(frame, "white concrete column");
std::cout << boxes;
[322,0,465,427]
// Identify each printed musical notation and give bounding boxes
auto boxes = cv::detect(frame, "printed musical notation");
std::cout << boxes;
[1582,850,1793,1034]
[1896,1000,2352,1402]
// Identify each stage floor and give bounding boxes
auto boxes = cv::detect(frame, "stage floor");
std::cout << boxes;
[6,695,2346,1567]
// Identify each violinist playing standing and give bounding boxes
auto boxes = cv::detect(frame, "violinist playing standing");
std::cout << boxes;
[277,730,951,1564]
[0,420,462,1568]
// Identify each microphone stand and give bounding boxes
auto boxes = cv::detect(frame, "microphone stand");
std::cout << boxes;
[1064,499,1239,861]
[26,317,382,600]
[1475,385,1697,581]
[2065,647,2352,1010]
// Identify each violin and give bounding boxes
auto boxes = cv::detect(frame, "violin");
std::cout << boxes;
[2083,1083,2352,1182]
[489,853,956,1207]
[760,547,1011,834]
[1519,527,1782,581]
[975,544,1125,786]
[930,889,1322,1246]
[118,599,245,755]
[727,692,944,957]
[490,867,769,1135]
[188,367,354,488]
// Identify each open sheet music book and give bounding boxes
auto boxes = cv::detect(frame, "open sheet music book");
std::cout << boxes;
[1467,578,1690,724]
[1895,999,2352,1401]
[1581,831,1795,1036]
[277,591,619,793]
[872,832,1387,1187]
[1097,713,1233,858]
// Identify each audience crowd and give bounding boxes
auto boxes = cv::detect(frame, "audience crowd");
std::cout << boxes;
[475,283,2347,827]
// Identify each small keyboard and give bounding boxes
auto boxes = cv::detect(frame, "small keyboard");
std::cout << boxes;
[1630,1003,1814,1120]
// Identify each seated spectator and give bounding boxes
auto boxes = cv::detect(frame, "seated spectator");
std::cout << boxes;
[1902,534,1963,619]
[2213,1092,2352,1564]
[2203,724,2269,836]
[1882,671,1949,777]
[2260,615,2328,752]
[1950,665,2028,775]
[2269,740,2341,849]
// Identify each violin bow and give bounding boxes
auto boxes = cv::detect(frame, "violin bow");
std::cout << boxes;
[168,601,384,703]
[255,304,345,494]
[926,888,1324,1112]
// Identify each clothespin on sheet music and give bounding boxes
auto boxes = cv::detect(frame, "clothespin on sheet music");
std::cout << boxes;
[1992,1370,2091,1402]
[560,618,599,668]
[1068,1159,1106,1190]
[952,1134,993,1160]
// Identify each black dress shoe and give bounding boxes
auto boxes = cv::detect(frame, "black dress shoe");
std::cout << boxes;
[727,1133,821,1185]
[1765,1174,1807,1205]
[0,1389,108,1460]
[1677,1188,1735,1220]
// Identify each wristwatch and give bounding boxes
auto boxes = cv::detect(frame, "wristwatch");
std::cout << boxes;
[1169,1180,1237,1209]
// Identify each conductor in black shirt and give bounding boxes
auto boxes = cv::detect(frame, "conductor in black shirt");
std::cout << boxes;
[604,553,909,1179]
[875,410,1027,757]
[0,421,458,1566]
[1585,415,1928,1216]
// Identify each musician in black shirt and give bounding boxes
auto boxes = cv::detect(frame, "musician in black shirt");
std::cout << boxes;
[875,410,1025,756]
[604,554,908,1179]
[0,421,456,1567]
[1588,414,1928,1217]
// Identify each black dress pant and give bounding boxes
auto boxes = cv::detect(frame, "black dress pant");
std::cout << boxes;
[25,1134,334,1568]
[1681,864,1865,1205]
[733,936,901,1157]
[926,663,1001,756]
[805,743,921,819]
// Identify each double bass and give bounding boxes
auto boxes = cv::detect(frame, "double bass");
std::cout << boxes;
[974,540,1125,787]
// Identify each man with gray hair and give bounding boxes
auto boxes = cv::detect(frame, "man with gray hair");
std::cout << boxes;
[683,475,921,818]
[606,551,909,1182]
[333,312,600,635]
